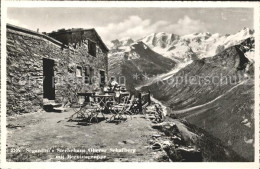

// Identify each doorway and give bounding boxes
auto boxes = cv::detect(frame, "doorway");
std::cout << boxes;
[43,58,55,100]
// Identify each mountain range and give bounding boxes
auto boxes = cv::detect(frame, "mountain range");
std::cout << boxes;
[108,28,255,161]
[109,28,254,89]
[110,27,254,62]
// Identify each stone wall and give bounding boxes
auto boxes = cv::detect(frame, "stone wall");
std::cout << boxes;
[6,25,108,115]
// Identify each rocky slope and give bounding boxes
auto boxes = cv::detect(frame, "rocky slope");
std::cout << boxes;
[140,37,255,161]
[109,28,254,91]
[108,41,176,92]
[151,118,247,162]
[141,37,254,107]
[108,30,255,161]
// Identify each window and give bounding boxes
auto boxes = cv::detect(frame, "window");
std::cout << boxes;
[88,40,96,57]
[85,67,95,84]
[76,66,82,77]
[84,66,90,84]
[90,67,94,84]
[119,76,126,86]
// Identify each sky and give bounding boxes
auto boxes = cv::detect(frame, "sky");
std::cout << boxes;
[7,8,253,45]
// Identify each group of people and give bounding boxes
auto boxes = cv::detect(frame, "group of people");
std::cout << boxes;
[108,77,119,91]
[102,77,126,93]
[100,77,126,103]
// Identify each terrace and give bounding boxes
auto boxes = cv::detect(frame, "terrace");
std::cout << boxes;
[6,94,171,162]
[7,82,245,162]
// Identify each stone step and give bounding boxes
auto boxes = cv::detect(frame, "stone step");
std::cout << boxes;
[50,103,63,108]
[53,107,67,112]
[43,102,62,108]
[43,100,63,112]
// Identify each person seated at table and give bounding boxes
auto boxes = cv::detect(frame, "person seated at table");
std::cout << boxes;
[120,85,127,92]
[108,77,119,91]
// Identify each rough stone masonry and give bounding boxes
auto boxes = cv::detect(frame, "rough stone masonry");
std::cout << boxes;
[6,24,109,115]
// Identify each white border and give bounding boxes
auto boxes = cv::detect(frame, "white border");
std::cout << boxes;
[254,4,260,165]
[1,0,7,167]
[2,1,259,8]
[1,1,259,169]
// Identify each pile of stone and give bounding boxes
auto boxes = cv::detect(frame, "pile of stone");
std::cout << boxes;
[149,121,202,162]
[145,103,164,123]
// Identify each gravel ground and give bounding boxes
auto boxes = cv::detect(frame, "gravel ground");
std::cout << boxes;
[6,108,168,162]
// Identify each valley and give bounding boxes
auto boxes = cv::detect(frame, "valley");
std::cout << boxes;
[108,28,255,161]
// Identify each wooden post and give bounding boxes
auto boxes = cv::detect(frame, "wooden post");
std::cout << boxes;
[148,90,151,105]
[138,92,142,113]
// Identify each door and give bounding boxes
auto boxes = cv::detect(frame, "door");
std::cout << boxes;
[43,58,55,100]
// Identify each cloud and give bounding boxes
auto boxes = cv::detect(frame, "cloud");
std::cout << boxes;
[96,15,167,43]
[221,13,228,21]
[7,18,29,29]
[96,15,208,44]
[165,15,208,35]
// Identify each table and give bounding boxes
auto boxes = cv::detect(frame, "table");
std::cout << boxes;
[120,92,130,96]
[92,94,115,104]
[104,91,116,94]
[92,94,115,113]
[77,92,94,103]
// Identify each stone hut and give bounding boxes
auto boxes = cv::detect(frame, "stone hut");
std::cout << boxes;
[6,24,109,115]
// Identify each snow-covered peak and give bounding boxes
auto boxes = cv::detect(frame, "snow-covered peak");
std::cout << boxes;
[147,27,254,61]
[110,37,134,50]
[182,32,211,40]
[119,37,132,41]
[109,27,254,64]
[211,33,220,38]
[119,37,134,46]
[140,32,180,49]
[232,27,253,40]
